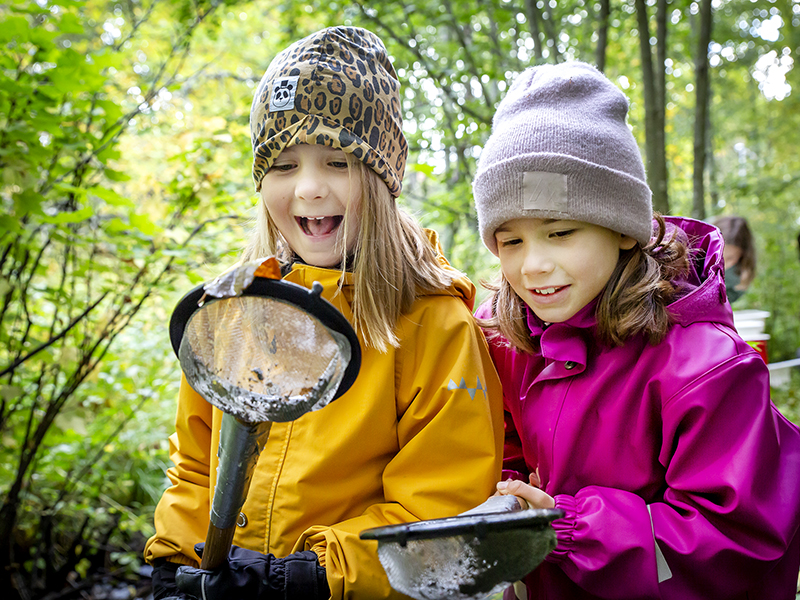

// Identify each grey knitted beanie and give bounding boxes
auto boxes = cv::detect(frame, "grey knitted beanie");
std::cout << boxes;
[473,61,653,255]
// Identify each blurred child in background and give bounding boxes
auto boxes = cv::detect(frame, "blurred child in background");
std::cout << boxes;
[710,214,756,303]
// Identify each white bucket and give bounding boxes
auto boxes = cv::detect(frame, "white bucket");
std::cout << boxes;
[733,310,770,329]
[733,310,771,363]
[734,320,766,337]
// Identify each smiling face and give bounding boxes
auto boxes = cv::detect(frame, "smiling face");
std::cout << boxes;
[496,218,637,323]
[260,144,361,268]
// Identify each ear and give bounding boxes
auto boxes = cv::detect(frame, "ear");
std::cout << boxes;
[619,233,638,250]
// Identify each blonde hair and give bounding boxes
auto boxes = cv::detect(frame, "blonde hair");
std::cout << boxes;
[482,214,690,353]
[243,156,454,351]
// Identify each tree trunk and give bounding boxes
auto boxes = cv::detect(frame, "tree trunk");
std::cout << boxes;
[540,5,562,63]
[707,122,719,211]
[692,0,714,220]
[635,0,670,214]
[524,0,561,62]
[656,0,667,103]
[0,497,22,600]
[595,0,610,72]
[524,0,544,60]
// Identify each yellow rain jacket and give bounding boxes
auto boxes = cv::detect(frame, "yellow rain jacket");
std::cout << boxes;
[145,237,503,599]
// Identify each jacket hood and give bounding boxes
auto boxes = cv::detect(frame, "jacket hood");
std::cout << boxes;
[663,216,733,329]
[424,228,477,309]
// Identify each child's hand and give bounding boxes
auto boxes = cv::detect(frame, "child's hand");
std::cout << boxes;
[496,472,555,509]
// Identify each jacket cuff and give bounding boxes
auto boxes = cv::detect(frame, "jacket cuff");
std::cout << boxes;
[285,550,330,600]
[149,554,197,567]
[501,469,527,482]
[545,494,578,564]
[151,559,183,600]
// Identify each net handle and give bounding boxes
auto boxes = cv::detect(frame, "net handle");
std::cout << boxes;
[200,524,236,570]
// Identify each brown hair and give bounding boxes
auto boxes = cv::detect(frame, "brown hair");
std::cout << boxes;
[710,215,756,289]
[242,157,454,352]
[481,214,691,353]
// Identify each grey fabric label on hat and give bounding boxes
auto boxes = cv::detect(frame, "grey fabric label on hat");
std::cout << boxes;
[269,76,299,112]
[522,171,569,211]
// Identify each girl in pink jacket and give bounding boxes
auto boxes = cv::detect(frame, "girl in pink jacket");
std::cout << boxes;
[473,61,800,599]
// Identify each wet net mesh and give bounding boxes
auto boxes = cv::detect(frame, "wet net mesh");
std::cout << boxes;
[179,295,351,423]
[376,527,556,600]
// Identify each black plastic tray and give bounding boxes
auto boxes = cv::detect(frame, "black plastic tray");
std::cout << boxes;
[360,508,564,546]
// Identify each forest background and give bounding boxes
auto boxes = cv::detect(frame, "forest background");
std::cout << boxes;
[2,0,800,599]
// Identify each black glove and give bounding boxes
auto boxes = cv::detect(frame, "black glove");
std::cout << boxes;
[175,543,329,600]
[151,559,191,600]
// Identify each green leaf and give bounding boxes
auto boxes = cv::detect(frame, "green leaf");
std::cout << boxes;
[52,184,88,201]
[0,16,29,44]
[105,217,128,233]
[57,12,85,36]
[95,100,123,123]
[130,213,159,237]
[14,189,45,215]
[104,168,132,182]
[28,115,65,136]
[41,205,94,224]
[0,385,23,402]
[27,26,59,49]
[0,215,23,235]
[89,186,134,207]
[90,51,123,71]
[186,271,205,284]
[408,162,436,176]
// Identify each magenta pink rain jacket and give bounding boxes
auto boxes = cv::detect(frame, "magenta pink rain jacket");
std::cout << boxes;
[480,217,800,599]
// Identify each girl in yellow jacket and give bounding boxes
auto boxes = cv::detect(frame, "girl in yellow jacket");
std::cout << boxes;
[145,26,503,600]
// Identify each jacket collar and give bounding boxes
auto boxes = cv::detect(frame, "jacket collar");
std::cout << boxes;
[281,228,477,311]
[282,263,356,322]
[526,300,597,378]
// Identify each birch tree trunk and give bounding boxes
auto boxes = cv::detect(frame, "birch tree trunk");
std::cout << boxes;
[524,0,545,61]
[692,0,714,220]
[635,0,670,214]
[595,0,611,72]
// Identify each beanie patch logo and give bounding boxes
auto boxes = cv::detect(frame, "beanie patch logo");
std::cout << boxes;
[270,76,300,112]
[522,172,569,212]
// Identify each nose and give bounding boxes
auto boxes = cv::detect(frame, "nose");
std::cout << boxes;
[294,164,329,201]
[520,245,554,277]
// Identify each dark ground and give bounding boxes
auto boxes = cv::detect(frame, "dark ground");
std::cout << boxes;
[41,562,800,600]
[36,565,153,600]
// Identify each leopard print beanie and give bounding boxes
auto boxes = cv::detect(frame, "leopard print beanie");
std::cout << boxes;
[250,27,408,197]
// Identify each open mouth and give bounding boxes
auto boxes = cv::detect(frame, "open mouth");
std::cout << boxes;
[531,285,567,296]
[297,215,343,237]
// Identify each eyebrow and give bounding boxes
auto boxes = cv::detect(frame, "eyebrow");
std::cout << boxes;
[314,145,346,154]
[281,144,344,154]
[495,218,561,234]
